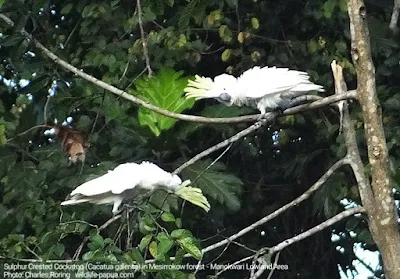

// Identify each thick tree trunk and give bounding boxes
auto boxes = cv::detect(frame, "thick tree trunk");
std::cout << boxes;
[347,1,400,278]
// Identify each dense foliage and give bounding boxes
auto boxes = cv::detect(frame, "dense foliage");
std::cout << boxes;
[0,0,399,278]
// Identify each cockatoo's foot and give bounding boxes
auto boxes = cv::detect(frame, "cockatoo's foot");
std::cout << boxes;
[257,113,267,120]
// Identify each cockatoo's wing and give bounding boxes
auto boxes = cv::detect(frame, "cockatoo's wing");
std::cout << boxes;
[67,163,141,197]
[137,161,177,187]
[109,163,143,194]
[237,66,324,99]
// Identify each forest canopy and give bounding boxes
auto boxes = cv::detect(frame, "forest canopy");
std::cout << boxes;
[0,0,400,278]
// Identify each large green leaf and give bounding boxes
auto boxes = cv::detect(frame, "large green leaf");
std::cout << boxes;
[180,159,243,211]
[134,68,195,136]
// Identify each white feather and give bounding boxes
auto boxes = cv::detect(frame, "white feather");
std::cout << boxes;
[61,162,182,214]
[184,66,324,113]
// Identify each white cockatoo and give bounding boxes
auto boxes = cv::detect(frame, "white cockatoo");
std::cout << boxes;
[184,66,324,114]
[61,161,210,214]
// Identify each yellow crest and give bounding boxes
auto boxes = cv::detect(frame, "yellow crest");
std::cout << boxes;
[184,75,214,99]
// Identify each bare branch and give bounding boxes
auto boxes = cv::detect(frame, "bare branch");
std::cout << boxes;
[390,0,400,32]
[269,207,365,253]
[7,124,52,142]
[331,61,375,213]
[173,113,276,174]
[267,251,281,279]
[201,158,348,254]
[0,14,355,124]
[214,255,254,276]
[136,0,153,76]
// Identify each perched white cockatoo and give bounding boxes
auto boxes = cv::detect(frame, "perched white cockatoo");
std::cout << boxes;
[61,161,210,214]
[184,66,324,114]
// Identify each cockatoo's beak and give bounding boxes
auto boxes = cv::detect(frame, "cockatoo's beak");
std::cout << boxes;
[184,75,215,99]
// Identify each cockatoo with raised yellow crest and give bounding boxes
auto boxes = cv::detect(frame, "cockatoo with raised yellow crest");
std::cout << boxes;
[184,66,324,114]
[61,161,210,214]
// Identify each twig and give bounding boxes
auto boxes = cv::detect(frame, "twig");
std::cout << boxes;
[59,220,99,230]
[44,94,51,124]
[0,13,356,124]
[7,124,52,142]
[173,114,277,174]
[22,244,42,261]
[192,142,233,183]
[6,143,40,163]
[267,251,281,279]
[136,0,152,76]
[73,210,132,259]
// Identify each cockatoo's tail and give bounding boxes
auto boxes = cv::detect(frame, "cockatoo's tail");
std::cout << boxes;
[184,75,214,99]
[61,162,211,214]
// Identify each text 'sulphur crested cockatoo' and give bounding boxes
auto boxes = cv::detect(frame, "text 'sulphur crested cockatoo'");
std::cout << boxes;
[184,66,324,114]
[61,162,210,214]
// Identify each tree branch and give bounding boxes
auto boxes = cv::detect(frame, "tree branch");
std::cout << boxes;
[0,13,355,124]
[269,207,365,254]
[390,0,400,32]
[331,61,375,213]
[173,113,277,174]
[217,206,363,279]
[136,0,153,76]
[347,1,400,277]
[201,158,348,254]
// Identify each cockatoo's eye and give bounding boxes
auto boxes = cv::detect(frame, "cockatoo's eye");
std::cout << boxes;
[219,93,231,102]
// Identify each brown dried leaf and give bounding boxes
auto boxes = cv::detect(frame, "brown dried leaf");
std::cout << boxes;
[53,125,88,163]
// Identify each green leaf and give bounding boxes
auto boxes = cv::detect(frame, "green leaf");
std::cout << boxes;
[131,248,145,264]
[61,3,74,14]
[251,17,259,29]
[51,243,65,257]
[171,229,193,239]
[161,212,175,222]
[177,237,202,260]
[149,241,158,258]
[175,218,182,228]
[221,49,231,61]
[77,115,91,131]
[156,234,174,258]
[179,0,202,28]
[219,25,232,42]
[0,125,6,145]
[0,204,7,223]
[139,234,153,252]
[136,68,195,136]
[90,234,105,249]
[180,160,243,211]
[323,0,336,19]
[165,0,174,7]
